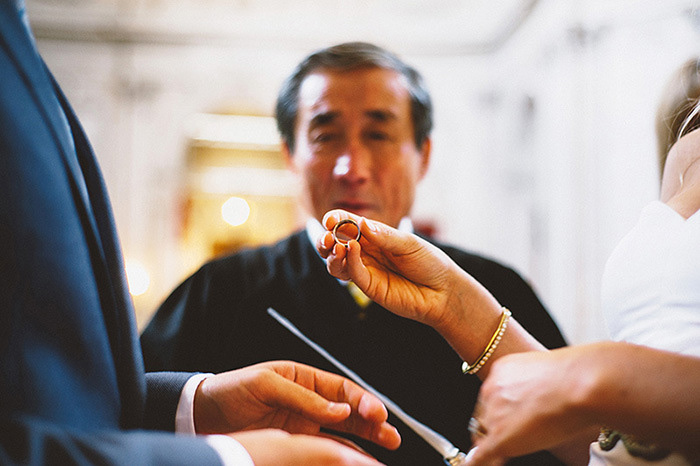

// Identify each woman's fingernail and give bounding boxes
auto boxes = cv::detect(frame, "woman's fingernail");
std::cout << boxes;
[323,211,336,229]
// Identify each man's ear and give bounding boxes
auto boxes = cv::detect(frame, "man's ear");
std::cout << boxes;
[418,137,432,180]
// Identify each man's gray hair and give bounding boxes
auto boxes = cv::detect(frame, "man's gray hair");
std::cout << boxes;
[275,42,433,152]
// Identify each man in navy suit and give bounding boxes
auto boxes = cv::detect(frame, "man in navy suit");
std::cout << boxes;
[0,2,400,464]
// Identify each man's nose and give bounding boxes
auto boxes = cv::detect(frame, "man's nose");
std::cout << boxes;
[333,143,371,182]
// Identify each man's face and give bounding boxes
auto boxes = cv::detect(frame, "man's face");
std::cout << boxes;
[285,67,431,228]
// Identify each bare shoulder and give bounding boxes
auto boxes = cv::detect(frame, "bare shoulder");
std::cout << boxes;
[660,128,700,218]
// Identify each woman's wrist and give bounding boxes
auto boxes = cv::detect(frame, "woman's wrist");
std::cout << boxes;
[429,266,473,332]
[557,343,620,428]
[432,266,504,349]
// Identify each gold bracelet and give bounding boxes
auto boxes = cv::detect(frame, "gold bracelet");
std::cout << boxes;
[462,308,511,375]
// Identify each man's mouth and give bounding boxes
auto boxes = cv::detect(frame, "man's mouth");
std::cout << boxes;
[334,201,374,214]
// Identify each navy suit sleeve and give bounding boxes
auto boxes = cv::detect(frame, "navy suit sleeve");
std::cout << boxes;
[1,416,221,466]
[144,372,198,431]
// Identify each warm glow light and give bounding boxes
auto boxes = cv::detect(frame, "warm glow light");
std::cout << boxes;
[222,196,251,226]
[125,258,150,296]
[187,114,280,148]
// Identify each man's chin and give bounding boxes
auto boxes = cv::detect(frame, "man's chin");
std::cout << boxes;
[334,206,377,220]
[330,209,401,228]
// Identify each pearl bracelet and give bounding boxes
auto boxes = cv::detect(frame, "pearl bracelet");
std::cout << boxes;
[462,308,511,375]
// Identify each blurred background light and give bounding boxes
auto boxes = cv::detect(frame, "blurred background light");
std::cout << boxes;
[125,258,151,296]
[187,114,280,149]
[222,196,251,226]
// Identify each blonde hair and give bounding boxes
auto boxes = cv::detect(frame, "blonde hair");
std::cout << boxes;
[659,101,700,201]
[655,57,700,179]
[679,100,700,140]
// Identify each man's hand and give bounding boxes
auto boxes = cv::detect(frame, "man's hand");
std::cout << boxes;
[193,361,401,451]
[232,429,386,466]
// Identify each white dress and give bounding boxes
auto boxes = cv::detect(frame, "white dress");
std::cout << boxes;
[601,201,700,358]
[590,201,700,465]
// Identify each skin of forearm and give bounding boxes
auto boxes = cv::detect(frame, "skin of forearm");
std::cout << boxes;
[432,265,547,380]
[548,427,602,466]
[580,342,700,459]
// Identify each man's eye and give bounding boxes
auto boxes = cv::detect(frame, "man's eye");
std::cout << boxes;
[367,132,390,141]
[312,133,337,143]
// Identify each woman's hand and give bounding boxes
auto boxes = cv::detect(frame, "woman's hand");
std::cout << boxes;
[317,209,491,331]
[317,209,546,381]
[465,345,614,465]
[467,342,700,464]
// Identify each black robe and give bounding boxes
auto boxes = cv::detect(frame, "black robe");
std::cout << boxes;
[142,230,567,465]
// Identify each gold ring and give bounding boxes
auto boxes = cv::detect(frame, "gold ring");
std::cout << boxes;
[468,417,487,437]
[333,218,361,246]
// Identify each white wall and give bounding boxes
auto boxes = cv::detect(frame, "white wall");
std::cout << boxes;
[415,0,700,342]
[32,0,700,338]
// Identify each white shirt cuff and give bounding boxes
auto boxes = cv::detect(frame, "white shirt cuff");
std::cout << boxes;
[176,373,212,435]
[176,374,255,466]
[205,435,255,466]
